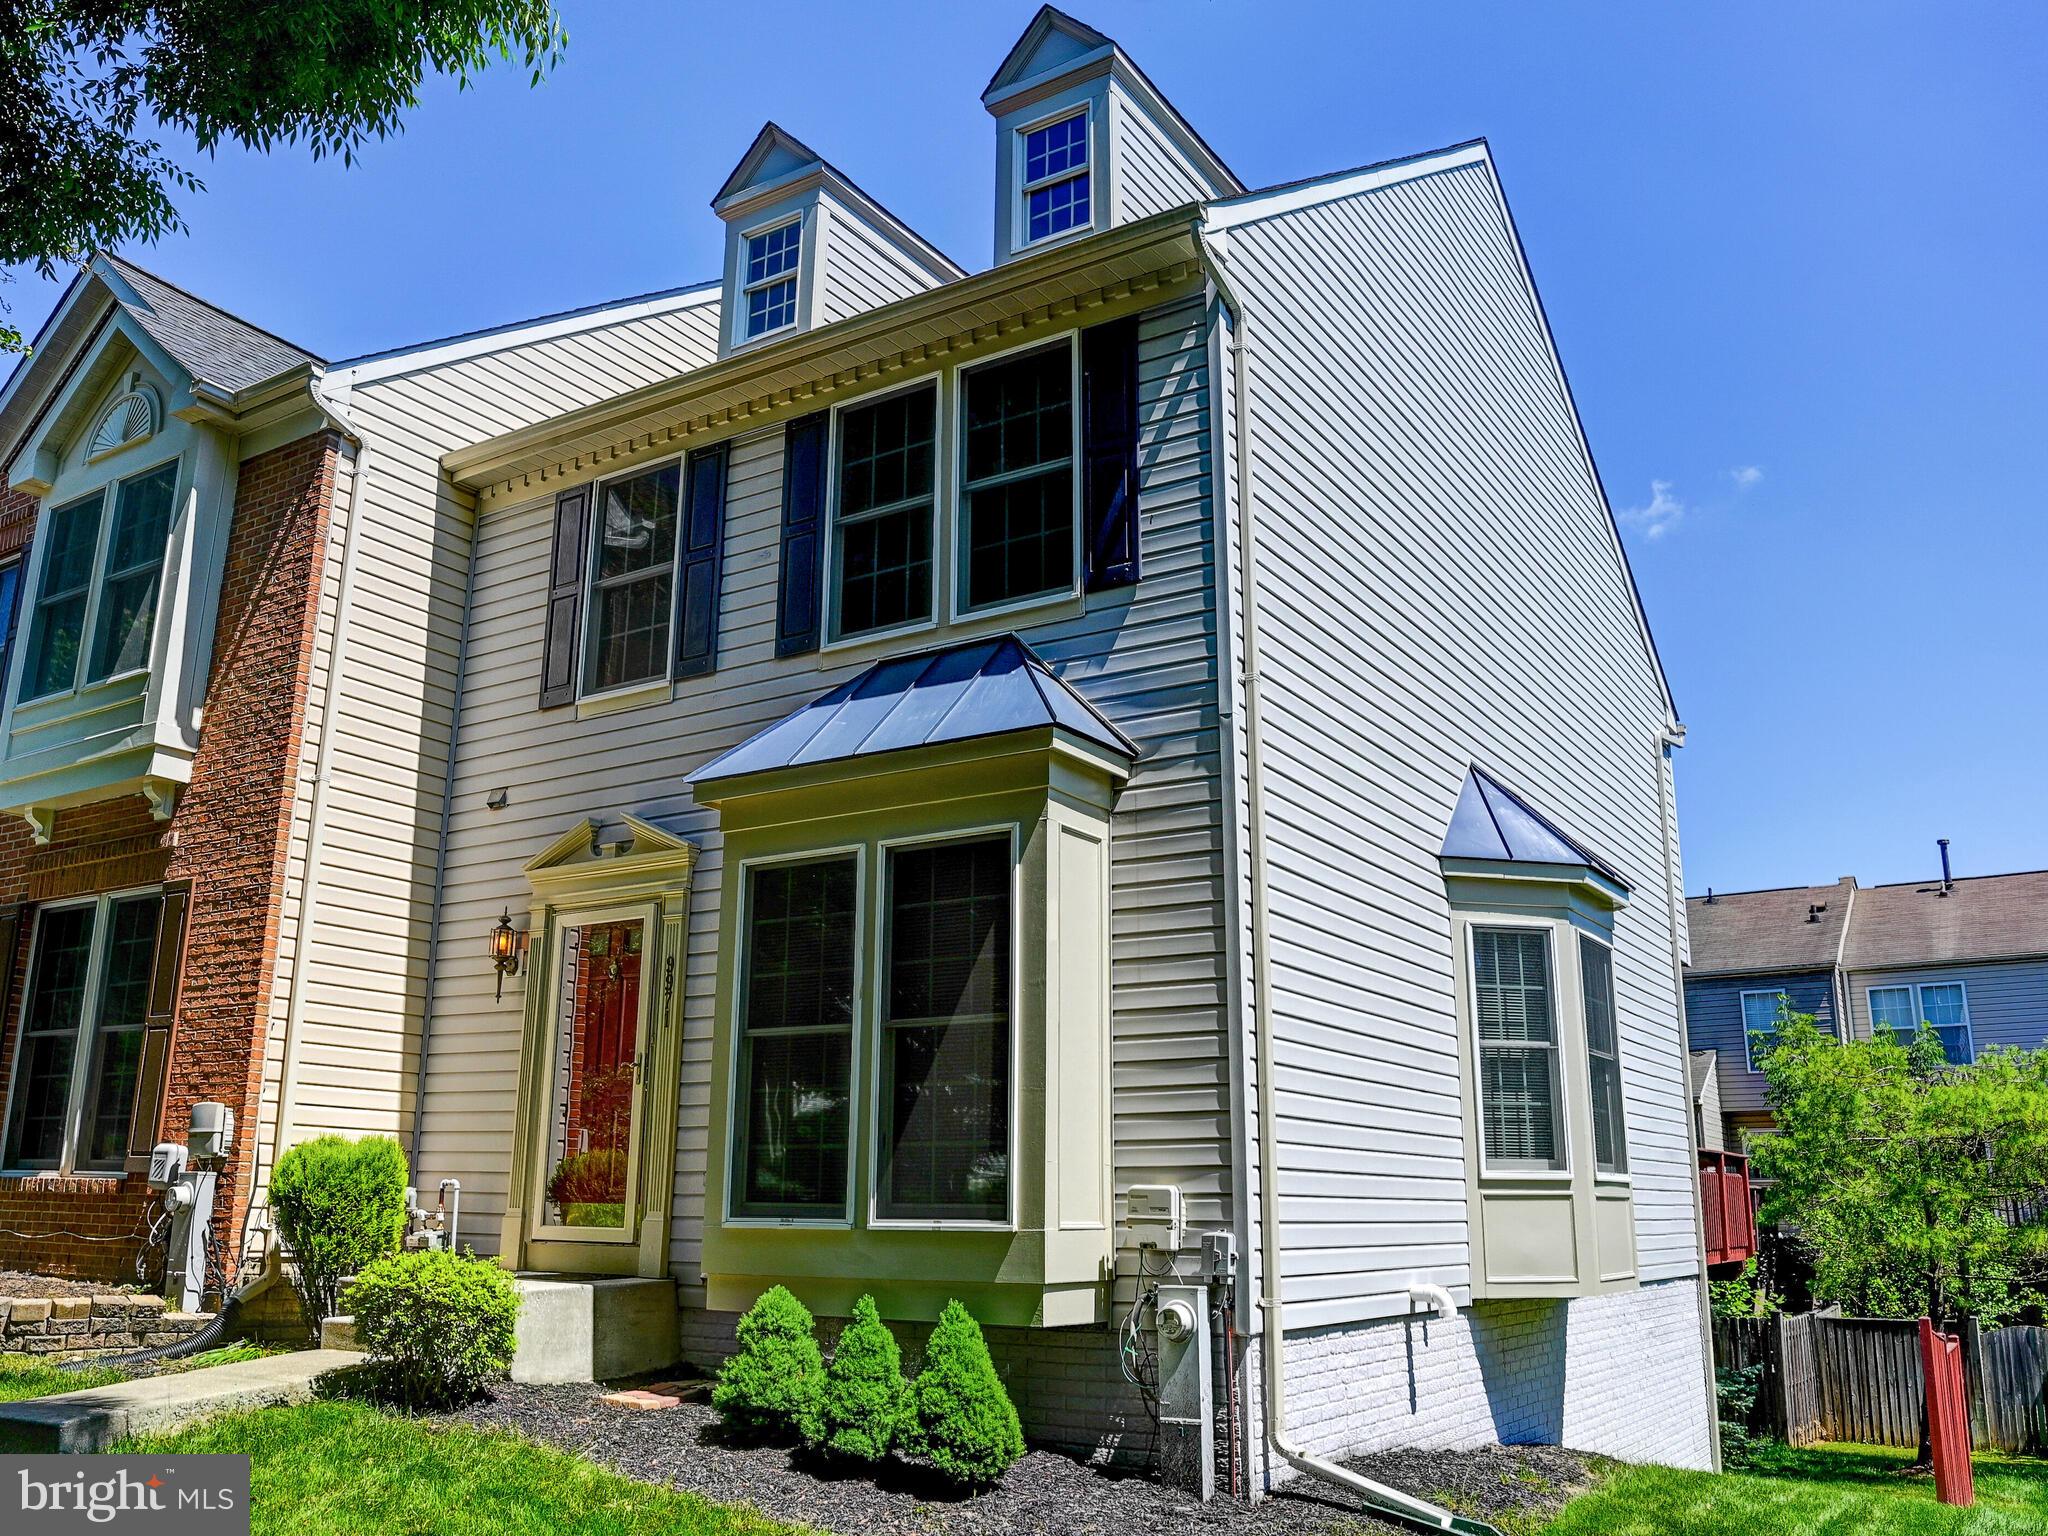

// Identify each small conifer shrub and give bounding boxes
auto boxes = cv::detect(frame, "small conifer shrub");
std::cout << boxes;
[712,1284,824,1440]
[907,1299,1024,1487]
[802,1294,909,1463]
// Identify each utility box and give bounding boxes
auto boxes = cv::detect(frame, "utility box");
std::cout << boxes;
[1153,1282,1214,1499]
[1127,1184,1184,1251]
[188,1101,234,1163]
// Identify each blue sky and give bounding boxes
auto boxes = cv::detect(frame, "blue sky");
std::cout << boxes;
[4,2,2042,895]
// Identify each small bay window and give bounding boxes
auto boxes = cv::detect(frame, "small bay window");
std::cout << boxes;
[20,459,177,701]
[696,635,1131,1326]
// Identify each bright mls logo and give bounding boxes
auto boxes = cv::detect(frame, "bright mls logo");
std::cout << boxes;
[2,1455,248,1535]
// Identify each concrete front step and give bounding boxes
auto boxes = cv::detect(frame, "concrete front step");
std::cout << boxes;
[511,1274,677,1385]
[0,1348,363,1452]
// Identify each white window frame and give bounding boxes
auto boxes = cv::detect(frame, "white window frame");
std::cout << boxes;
[1740,988,1789,1073]
[1466,922,1573,1180]
[0,885,161,1177]
[722,844,866,1230]
[578,456,684,704]
[949,332,1085,623]
[823,376,944,650]
[1577,931,1629,1181]
[866,822,1022,1232]
[1012,103,1094,253]
[738,214,804,345]
[17,451,184,706]
[1869,980,1974,1063]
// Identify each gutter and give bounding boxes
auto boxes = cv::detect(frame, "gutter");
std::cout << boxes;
[1656,723,1723,1472]
[1194,219,1501,1536]
[263,372,374,1211]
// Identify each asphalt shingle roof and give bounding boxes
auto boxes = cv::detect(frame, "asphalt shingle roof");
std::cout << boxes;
[103,255,320,393]
[1841,869,2048,970]
[1685,880,1852,976]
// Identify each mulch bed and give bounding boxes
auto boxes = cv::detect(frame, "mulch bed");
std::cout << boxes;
[0,1271,141,1300]
[445,1379,1597,1535]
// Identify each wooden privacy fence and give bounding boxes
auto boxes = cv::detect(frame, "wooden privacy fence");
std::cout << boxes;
[1714,1312,2048,1455]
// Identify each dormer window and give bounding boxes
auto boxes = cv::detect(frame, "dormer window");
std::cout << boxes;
[1018,109,1091,245]
[743,219,803,340]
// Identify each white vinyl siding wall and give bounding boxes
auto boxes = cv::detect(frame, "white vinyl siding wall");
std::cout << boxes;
[1218,156,1694,1328]
[817,200,951,325]
[1111,89,1219,223]
[424,294,1229,1308]
[251,298,721,1223]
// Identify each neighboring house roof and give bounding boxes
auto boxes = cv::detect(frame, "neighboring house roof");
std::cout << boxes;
[1840,869,2048,970]
[99,255,321,391]
[1689,1049,1718,1099]
[1439,764,1628,890]
[690,634,1135,789]
[1685,879,1852,977]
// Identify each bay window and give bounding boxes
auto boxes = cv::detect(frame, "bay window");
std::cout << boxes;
[878,836,1012,1223]
[732,854,858,1220]
[20,460,178,701]
[1,890,163,1173]
[1472,926,1565,1173]
[1579,935,1627,1176]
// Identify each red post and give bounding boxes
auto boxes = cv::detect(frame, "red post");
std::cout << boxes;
[1918,1316,1975,1507]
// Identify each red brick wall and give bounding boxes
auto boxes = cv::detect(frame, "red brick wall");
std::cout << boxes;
[0,429,342,1284]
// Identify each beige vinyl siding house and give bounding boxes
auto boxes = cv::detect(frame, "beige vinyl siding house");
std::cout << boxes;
[402,4,1714,1495]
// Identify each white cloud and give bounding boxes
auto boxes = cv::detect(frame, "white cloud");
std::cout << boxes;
[1619,478,1685,540]
[1730,465,1764,490]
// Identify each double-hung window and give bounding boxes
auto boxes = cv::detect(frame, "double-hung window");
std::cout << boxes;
[0,558,22,694]
[960,343,1077,612]
[731,855,857,1220]
[743,219,802,341]
[878,836,1011,1222]
[1019,110,1090,245]
[1,891,163,1173]
[1870,981,1972,1063]
[1471,926,1566,1172]
[832,385,936,639]
[584,461,681,694]
[1579,935,1626,1176]
[20,459,177,701]
[1741,989,1787,1072]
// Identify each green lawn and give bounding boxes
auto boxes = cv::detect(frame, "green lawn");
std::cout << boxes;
[1537,1443,2048,1536]
[124,1400,805,1536]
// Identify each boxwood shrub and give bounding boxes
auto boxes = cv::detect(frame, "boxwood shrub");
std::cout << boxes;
[345,1249,520,1409]
[268,1134,408,1331]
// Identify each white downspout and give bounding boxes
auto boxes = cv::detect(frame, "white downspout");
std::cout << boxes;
[1196,222,1500,1536]
[1657,724,1724,1471]
[263,374,373,1221]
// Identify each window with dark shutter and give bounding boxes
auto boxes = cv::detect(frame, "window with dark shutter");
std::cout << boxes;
[672,443,729,679]
[776,411,829,656]
[539,485,591,708]
[1080,316,1141,591]
[126,881,189,1170]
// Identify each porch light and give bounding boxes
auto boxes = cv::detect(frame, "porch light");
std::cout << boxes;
[490,908,526,1000]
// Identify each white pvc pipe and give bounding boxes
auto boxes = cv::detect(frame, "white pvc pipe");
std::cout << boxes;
[1408,1281,1458,1323]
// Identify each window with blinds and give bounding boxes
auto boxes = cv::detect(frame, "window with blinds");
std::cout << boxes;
[1471,926,1565,1171]
[878,836,1011,1222]
[1579,934,1627,1176]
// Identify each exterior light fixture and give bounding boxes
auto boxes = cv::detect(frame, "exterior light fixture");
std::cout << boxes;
[490,908,525,1000]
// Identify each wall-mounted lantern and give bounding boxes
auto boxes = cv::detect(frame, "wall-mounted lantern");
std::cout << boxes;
[490,908,528,1001]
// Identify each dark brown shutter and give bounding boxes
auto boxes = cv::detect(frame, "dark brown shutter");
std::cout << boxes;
[672,442,729,679]
[0,900,21,1052]
[1081,317,1142,591]
[775,412,829,657]
[539,485,591,708]
[125,882,190,1170]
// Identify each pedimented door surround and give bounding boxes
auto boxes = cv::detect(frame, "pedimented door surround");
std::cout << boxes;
[501,815,697,1277]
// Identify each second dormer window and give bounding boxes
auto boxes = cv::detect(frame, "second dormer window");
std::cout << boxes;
[744,219,802,340]
[1020,110,1090,245]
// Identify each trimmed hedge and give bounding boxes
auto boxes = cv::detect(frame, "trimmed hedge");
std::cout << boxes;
[802,1294,908,1463]
[345,1249,520,1409]
[269,1135,408,1332]
[908,1300,1024,1488]
[712,1285,823,1441]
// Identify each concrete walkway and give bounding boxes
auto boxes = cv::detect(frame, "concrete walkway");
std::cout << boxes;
[0,1348,361,1451]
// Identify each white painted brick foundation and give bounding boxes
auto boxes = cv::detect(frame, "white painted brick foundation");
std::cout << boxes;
[681,1274,1712,1489]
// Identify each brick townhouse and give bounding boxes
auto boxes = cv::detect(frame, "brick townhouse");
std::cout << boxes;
[0,257,340,1284]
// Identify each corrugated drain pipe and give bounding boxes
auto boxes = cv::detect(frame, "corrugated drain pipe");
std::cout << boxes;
[1194,221,1502,1536]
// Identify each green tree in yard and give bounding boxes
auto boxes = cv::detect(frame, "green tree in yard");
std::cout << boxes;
[906,1300,1024,1488]
[712,1285,823,1442]
[1752,1012,2048,1323]
[0,2,566,350]
[800,1294,909,1464]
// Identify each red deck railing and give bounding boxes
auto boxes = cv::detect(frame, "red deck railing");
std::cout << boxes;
[1700,1149,1756,1266]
